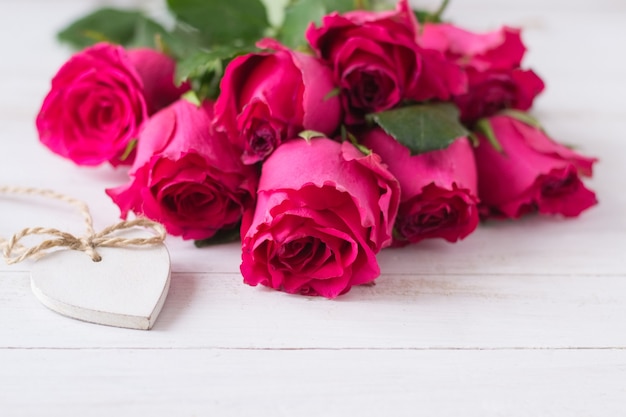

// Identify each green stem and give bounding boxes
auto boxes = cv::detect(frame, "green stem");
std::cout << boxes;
[354,0,370,10]
[433,0,450,20]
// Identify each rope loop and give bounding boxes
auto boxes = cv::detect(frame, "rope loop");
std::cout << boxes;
[0,186,166,265]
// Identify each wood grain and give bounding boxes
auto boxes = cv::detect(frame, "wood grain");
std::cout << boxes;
[0,0,625,415]
[2,349,626,417]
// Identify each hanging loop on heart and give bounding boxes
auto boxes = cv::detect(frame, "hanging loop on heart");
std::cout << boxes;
[1,185,172,330]
[0,186,167,265]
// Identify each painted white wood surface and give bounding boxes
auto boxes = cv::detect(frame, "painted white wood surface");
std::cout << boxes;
[0,0,625,416]
[2,349,626,417]
[31,245,171,330]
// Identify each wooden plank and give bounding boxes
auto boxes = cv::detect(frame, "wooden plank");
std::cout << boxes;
[0,1,624,417]
[3,271,626,349]
[1,349,625,416]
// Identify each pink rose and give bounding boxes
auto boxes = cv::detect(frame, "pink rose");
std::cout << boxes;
[420,24,526,71]
[453,68,545,125]
[127,48,190,115]
[419,24,544,124]
[240,137,400,298]
[36,43,186,166]
[107,99,258,240]
[474,115,597,218]
[213,38,342,165]
[306,0,466,123]
[361,129,479,245]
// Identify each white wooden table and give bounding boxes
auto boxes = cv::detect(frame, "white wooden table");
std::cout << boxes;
[1,0,625,415]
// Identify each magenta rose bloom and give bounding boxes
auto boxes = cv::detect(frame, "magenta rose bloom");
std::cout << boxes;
[127,48,190,115]
[240,137,400,298]
[306,0,466,123]
[37,43,187,166]
[420,24,527,71]
[107,99,258,240]
[419,24,544,125]
[474,115,597,218]
[213,38,342,165]
[361,129,479,245]
[454,68,545,125]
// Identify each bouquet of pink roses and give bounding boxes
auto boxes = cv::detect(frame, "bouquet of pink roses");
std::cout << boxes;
[37,0,597,298]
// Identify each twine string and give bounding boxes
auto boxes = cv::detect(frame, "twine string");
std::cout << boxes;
[0,186,166,265]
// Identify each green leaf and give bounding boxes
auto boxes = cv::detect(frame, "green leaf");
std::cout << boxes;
[127,17,171,49]
[369,0,393,11]
[119,139,138,162]
[182,90,202,107]
[278,0,355,49]
[57,8,169,50]
[175,50,224,99]
[323,87,341,101]
[432,0,451,20]
[279,1,325,49]
[166,0,270,46]
[194,225,241,247]
[413,10,438,23]
[176,47,232,83]
[175,46,254,100]
[413,0,450,23]
[340,125,371,155]
[368,103,469,155]
[467,132,480,147]
[347,133,372,156]
[156,24,207,60]
[475,118,504,153]
[299,130,327,141]
[499,109,543,130]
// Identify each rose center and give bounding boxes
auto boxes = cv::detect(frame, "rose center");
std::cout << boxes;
[399,205,456,238]
[243,117,283,163]
[345,69,398,113]
[249,127,276,154]
[458,76,517,124]
[162,188,217,216]
[360,74,380,104]
[97,103,115,126]
[276,236,326,272]
[481,82,515,117]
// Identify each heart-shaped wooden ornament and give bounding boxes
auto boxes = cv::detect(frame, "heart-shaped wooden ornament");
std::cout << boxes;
[30,244,171,330]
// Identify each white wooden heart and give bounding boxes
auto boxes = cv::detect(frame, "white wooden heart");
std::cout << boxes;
[30,244,171,330]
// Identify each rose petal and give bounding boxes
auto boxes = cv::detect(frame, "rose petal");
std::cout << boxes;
[474,115,597,218]
[107,99,258,239]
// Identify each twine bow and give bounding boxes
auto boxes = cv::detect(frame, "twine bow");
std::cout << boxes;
[0,186,166,265]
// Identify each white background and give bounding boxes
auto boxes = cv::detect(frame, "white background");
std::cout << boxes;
[1,0,625,415]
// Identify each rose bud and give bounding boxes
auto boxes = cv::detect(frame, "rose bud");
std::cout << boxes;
[361,128,479,245]
[240,137,400,298]
[473,115,597,218]
[419,24,544,125]
[213,38,342,165]
[36,42,187,166]
[306,0,466,123]
[106,99,258,240]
